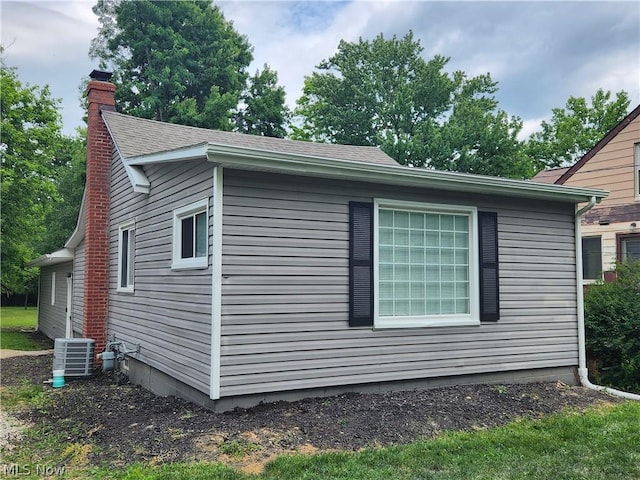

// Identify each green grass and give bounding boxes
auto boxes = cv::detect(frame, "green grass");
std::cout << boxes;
[1,306,38,329]
[0,306,51,350]
[4,401,638,480]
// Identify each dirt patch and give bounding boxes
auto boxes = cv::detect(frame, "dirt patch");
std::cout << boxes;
[0,354,623,472]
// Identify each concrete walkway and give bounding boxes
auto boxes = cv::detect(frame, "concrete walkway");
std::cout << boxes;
[0,349,53,360]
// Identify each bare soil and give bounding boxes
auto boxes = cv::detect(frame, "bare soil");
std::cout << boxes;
[0,354,621,473]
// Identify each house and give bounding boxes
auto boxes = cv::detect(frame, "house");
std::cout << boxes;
[29,71,609,411]
[532,105,640,282]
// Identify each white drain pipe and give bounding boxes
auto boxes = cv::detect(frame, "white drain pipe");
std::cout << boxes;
[575,196,640,401]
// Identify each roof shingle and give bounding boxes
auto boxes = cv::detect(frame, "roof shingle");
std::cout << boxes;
[102,111,399,166]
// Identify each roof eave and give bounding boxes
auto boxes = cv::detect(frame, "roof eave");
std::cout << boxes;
[126,142,609,204]
[27,248,74,268]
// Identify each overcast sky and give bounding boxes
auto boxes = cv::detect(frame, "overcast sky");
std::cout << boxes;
[2,1,639,137]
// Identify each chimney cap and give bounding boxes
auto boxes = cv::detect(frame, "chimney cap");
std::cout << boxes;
[89,70,113,82]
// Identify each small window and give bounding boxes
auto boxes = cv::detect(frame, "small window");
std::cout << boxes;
[51,272,56,305]
[619,234,640,262]
[374,199,479,328]
[117,221,135,292]
[582,236,602,280]
[172,199,209,270]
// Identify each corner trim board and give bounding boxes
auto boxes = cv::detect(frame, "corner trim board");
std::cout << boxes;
[210,166,223,400]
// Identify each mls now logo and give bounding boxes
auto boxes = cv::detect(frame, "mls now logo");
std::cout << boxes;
[1,464,66,476]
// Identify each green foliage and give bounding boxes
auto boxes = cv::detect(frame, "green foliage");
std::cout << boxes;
[91,0,268,133]
[235,65,290,138]
[295,32,531,178]
[584,260,640,393]
[0,64,62,295]
[39,130,87,254]
[526,89,630,170]
[220,438,262,457]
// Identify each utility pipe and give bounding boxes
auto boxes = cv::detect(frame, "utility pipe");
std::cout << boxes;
[575,196,640,400]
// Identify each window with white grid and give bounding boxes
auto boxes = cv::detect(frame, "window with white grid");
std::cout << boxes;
[375,199,479,328]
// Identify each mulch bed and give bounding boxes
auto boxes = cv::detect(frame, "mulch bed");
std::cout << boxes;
[0,354,622,471]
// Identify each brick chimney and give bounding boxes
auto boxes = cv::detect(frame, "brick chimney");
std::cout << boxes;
[83,70,115,357]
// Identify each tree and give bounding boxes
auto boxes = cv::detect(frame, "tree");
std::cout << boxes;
[526,89,631,170]
[235,65,290,138]
[90,0,253,130]
[0,64,62,295]
[39,131,87,255]
[294,32,530,177]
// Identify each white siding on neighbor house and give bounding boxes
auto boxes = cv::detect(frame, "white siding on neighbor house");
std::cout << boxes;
[219,170,578,397]
[38,263,73,340]
[72,240,85,337]
[108,150,213,394]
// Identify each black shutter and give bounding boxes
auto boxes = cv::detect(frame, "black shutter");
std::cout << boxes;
[349,202,374,327]
[478,211,500,321]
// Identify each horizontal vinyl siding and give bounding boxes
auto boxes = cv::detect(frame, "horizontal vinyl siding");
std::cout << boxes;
[72,241,85,337]
[219,170,578,397]
[38,264,72,340]
[108,151,213,394]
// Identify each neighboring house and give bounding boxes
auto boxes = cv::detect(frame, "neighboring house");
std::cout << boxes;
[532,105,640,282]
[30,71,608,411]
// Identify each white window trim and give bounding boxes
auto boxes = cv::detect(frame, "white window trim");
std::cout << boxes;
[634,143,640,201]
[172,198,209,270]
[50,272,56,305]
[373,198,480,329]
[117,220,135,293]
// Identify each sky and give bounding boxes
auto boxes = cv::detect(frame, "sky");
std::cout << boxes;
[2,0,639,137]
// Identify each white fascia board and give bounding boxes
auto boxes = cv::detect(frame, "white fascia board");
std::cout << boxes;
[126,144,209,166]
[65,191,86,249]
[27,248,74,267]
[204,145,609,204]
[124,141,609,204]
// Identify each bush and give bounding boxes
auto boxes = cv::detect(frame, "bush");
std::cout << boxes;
[584,260,640,393]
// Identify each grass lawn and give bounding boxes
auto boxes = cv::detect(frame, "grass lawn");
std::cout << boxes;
[0,306,51,350]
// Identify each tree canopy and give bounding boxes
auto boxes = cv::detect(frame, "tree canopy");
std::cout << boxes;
[235,65,290,138]
[90,0,288,134]
[525,89,631,170]
[294,32,532,178]
[0,64,62,294]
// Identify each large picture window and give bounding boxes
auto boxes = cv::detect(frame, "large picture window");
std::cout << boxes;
[117,221,135,292]
[374,199,479,328]
[172,199,209,270]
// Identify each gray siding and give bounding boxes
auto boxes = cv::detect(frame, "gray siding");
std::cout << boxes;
[220,170,579,397]
[108,150,213,394]
[38,263,73,340]
[72,240,85,337]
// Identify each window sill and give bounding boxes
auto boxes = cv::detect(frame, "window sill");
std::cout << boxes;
[375,316,480,329]
[117,286,135,294]
[171,259,208,271]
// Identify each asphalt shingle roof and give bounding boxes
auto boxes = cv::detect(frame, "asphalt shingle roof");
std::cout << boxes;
[102,110,399,166]
[530,167,569,184]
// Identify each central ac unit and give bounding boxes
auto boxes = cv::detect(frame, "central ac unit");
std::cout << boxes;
[53,338,95,376]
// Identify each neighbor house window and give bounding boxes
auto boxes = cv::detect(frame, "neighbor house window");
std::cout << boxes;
[582,236,602,280]
[374,199,479,328]
[618,233,640,262]
[172,199,209,270]
[51,272,56,305]
[117,221,135,292]
[635,143,640,200]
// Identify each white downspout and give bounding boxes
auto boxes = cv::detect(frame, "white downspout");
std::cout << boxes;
[575,196,640,400]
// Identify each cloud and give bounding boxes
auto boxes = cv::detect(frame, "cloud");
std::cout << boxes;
[2,0,638,138]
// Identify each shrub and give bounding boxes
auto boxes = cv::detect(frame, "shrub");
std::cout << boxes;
[584,260,640,393]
